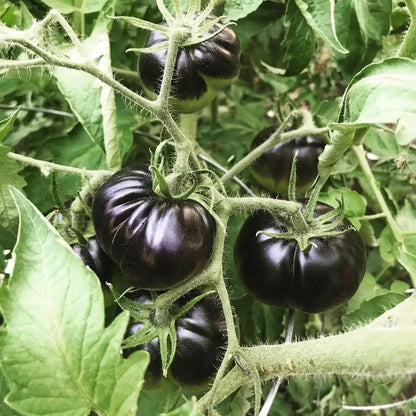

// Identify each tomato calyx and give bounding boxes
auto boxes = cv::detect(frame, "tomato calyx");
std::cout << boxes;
[149,139,225,227]
[116,287,217,378]
[257,199,356,252]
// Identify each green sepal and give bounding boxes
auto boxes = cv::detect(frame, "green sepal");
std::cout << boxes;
[288,151,298,202]
[108,284,154,322]
[171,290,215,320]
[151,166,173,199]
[159,327,176,377]
[127,42,169,55]
[122,323,160,349]
[109,16,169,35]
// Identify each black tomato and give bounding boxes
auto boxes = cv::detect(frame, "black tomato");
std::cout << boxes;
[92,166,216,290]
[72,238,113,283]
[234,204,366,313]
[123,291,227,388]
[138,21,241,113]
[250,125,326,195]
[47,209,113,283]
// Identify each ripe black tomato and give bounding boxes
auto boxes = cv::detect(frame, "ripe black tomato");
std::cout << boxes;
[92,166,216,290]
[234,204,366,313]
[138,21,241,113]
[47,209,113,283]
[250,125,325,196]
[123,291,227,388]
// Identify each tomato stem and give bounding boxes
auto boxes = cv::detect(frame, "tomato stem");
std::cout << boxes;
[225,197,300,217]
[179,113,198,143]
[353,145,403,242]
[220,111,329,184]
[6,151,112,178]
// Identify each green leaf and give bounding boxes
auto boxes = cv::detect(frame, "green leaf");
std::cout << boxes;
[334,0,392,78]
[344,273,389,316]
[52,17,121,169]
[137,383,182,416]
[280,0,314,76]
[224,0,264,21]
[364,127,400,159]
[0,108,20,143]
[397,244,416,287]
[349,0,392,46]
[162,398,203,416]
[228,387,252,416]
[0,146,26,233]
[0,371,19,416]
[379,226,398,263]
[92,16,121,170]
[0,189,149,416]
[294,0,348,53]
[343,292,406,327]
[39,0,108,14]
[338,58,416,139]
[318,187,367,227]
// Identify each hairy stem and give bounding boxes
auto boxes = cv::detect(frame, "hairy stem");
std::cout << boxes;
[220,113,328,184]
[179,113,198,142]
[0,37,155,112]
[0,58,45,69]
[200,323,416,411]
[7,151,112,178]
[225,197,300,217]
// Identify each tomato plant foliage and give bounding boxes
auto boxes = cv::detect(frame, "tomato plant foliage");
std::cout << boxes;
[1,0,416,415]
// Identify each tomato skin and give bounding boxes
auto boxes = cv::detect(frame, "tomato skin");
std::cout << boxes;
[92,167,216,290]
[124,292,227,388]
[234,204,366,313]
[138,22,241,113]
[47,210,113,283]
[250,125,325,195]
[72,238,113,283]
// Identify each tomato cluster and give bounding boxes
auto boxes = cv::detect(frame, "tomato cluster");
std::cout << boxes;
[86,166,221,388]
[78,18,367,394]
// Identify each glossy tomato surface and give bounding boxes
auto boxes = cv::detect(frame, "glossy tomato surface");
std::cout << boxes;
[250,125,325,195]
[124,291,227,388]
[72,238,113,283]
[234,204,366,313]
[138,21,241,113]
[92,166,216,290]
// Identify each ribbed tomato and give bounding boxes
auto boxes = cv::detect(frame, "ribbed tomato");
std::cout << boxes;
[234,203,366,313]
[92,166,216,290]
[138,20,241,113]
